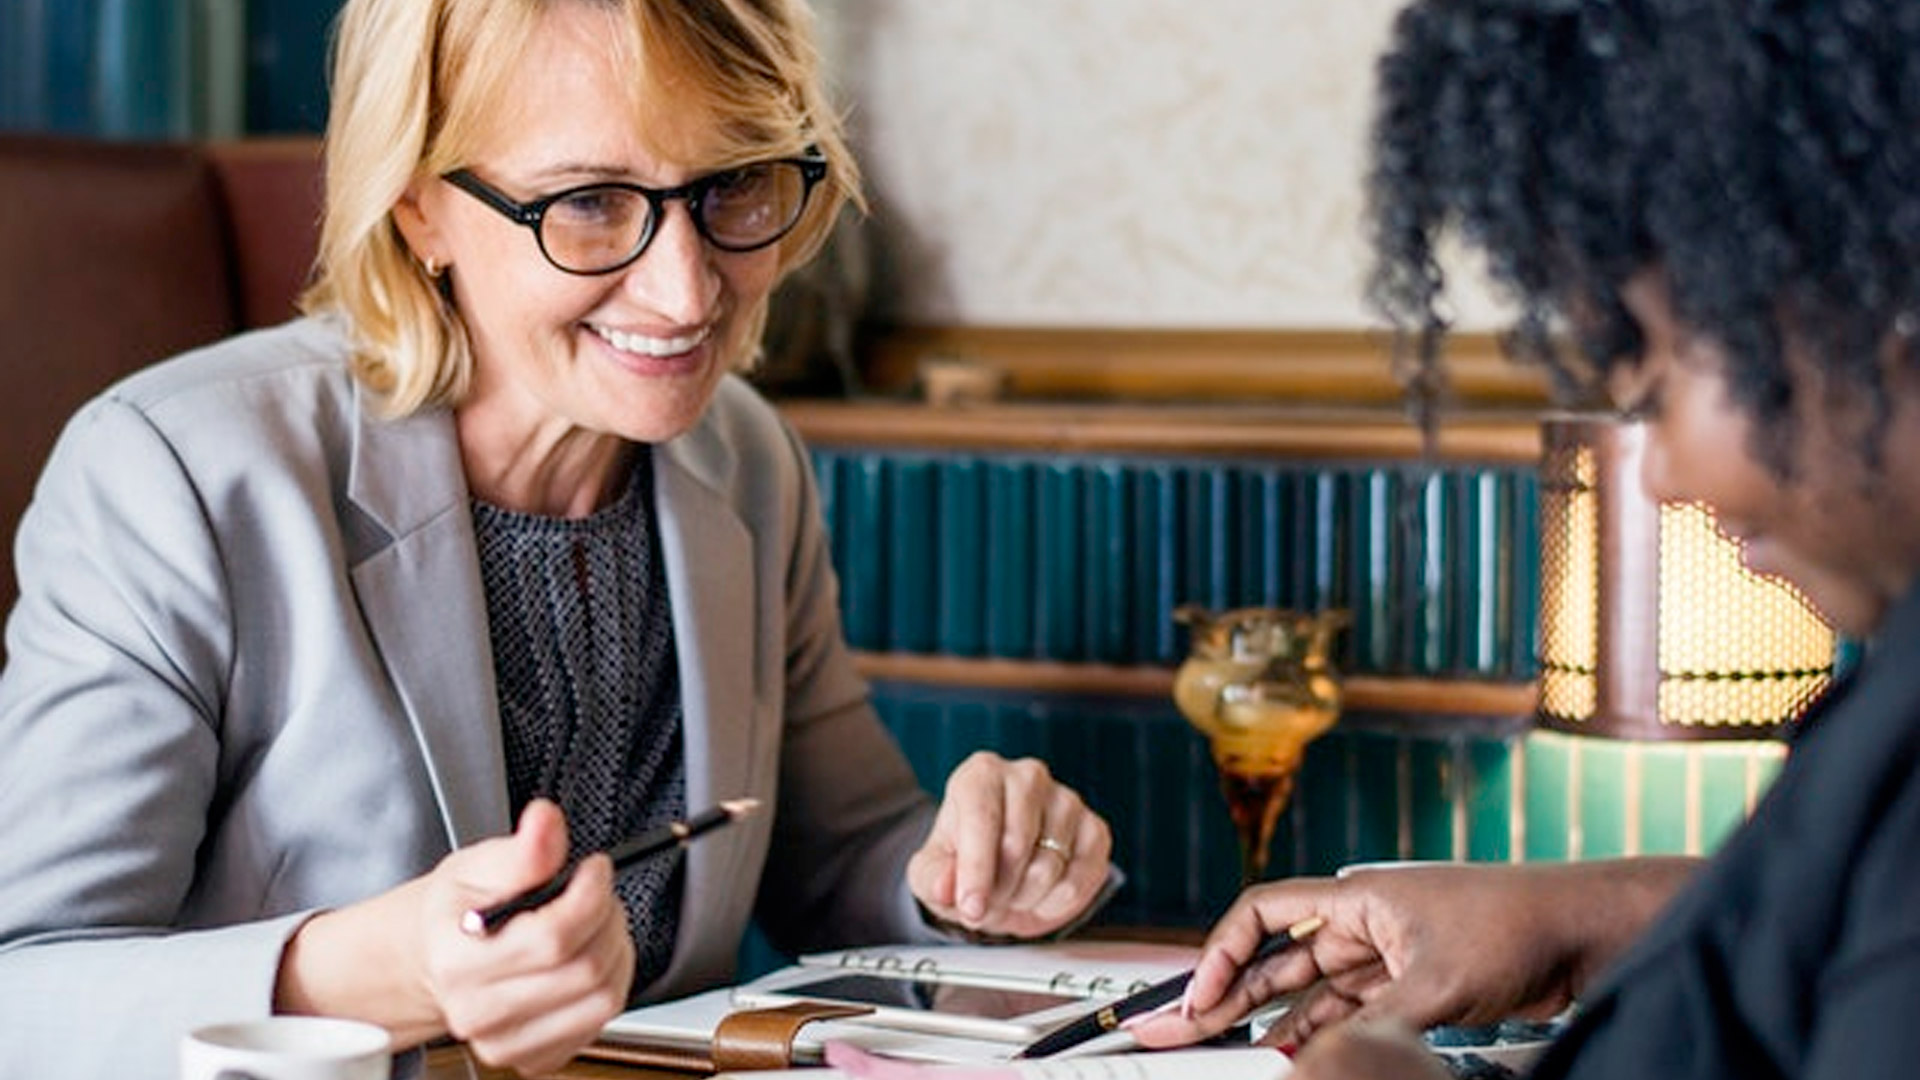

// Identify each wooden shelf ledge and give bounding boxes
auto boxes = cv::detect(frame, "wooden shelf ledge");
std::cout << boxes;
[851,651,1538,720]
[782,400,1543,464]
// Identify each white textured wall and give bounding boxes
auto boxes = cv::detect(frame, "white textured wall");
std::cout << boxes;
[821,0,1488,330]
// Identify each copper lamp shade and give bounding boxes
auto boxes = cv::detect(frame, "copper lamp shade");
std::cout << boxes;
[1537,415,1836,740]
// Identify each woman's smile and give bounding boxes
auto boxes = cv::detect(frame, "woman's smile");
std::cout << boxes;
[587,321,712,359]
[585,320,714,374]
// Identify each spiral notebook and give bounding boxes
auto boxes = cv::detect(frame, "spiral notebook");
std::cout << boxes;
[596,941,1199,1070]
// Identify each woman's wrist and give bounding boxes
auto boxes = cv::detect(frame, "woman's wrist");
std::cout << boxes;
[1539,857,1700,991]
[274,887,446,1047]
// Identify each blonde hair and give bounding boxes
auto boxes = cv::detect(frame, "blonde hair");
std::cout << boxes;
[300,0,860,417]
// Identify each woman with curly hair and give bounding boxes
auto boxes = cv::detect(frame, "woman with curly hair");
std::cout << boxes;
[1134,1,1920,1077]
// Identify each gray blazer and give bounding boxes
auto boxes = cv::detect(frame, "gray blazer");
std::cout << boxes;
[0,318,937,1077]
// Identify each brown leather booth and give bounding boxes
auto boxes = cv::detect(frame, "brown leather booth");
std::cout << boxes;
[0,134,323,636]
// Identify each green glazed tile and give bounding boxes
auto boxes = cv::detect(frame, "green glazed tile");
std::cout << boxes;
[1523,732,1573,861]
[934,457,986,657]
[1454,473,1505,676]
[1575,738,1631,859]
[1081,462,1131,664]
[1409,738,1457,860]
[1635,747,1691,855]
[1696,743,1776,852]
[1297,472,1346,617]
[1350,732,1404,864]
[1508,472,1542,678]
[1275,469,1309,610]
[1346,470,1396,674]
[1238,470,1288,609]
[885,457,936,653]
[839,454,887,649]
[1131,464,1185,665]
[1182,465,1238,613]
[1298,731,1353,876]
[984,460,1035,658]
[1464,736,1516,863]
[1035,463,1086,661]
[1403,471,1450,676]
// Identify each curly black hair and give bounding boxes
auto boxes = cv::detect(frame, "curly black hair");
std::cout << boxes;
[1367,0,1920,474]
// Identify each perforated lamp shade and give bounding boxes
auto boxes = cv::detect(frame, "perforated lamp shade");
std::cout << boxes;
[1537,415,1836,740]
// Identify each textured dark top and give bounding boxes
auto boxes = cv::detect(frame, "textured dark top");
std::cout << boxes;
[472,454,686,996]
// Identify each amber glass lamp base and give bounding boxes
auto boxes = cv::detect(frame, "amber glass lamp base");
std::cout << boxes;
[1174,605,1347,886]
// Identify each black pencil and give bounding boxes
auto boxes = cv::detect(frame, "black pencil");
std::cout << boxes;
[461,797,761,936]
[1013,914,1326,1059]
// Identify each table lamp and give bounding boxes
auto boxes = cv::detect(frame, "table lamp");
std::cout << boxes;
[1536,414,1835,740]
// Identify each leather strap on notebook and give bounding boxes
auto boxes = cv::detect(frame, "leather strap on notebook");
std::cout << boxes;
[580,1000,876,1073]
[713,1001,877,1070]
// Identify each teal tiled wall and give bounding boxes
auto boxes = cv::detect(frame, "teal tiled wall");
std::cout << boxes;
[812,449,1541,678]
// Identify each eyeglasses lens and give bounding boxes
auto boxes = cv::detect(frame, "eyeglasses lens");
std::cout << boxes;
[700,162,807,250]
[542,189,650,274]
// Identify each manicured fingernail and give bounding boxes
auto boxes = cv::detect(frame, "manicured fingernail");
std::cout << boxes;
[1276,1043,1298,1057]
[961,892,985,921]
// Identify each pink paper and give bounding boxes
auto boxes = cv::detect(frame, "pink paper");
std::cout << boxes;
[824,1041,1020,1080]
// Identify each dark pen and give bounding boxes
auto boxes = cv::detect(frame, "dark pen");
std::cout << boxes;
[1013,914,1326,1060]
[461,797,761,936]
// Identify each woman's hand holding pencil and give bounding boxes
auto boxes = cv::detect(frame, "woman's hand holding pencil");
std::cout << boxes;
[278,797,761,1074]
[1014,915,1325,1059]
[274,798,636,1075]
[1127,860,1693,1056]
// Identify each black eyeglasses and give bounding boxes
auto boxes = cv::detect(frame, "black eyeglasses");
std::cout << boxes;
[442,153,828,276]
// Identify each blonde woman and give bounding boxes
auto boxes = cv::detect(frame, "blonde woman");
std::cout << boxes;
[0,1,1113,1074]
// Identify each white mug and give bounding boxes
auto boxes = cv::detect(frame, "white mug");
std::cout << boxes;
[180,1017,391,1080]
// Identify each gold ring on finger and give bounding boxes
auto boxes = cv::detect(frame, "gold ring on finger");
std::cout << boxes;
[1035,835,1073,862]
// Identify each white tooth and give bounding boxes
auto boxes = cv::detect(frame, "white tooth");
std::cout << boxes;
[593,324,710,356]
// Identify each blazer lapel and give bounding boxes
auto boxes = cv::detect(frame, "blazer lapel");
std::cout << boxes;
[654,436,758,818]
[346,396,510,850]
[654,432,760,975]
